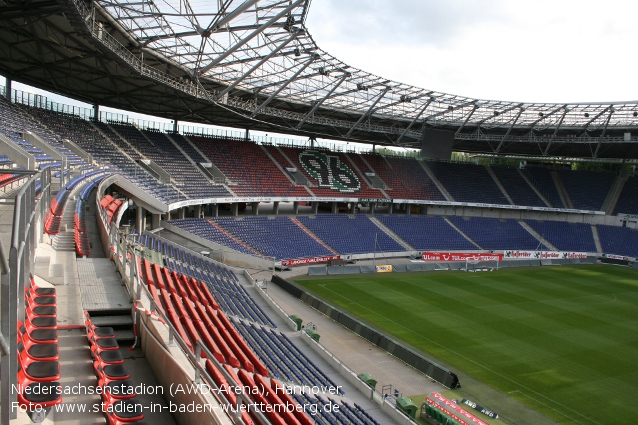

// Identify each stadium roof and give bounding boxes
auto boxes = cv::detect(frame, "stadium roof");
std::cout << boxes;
[1,0,638,158]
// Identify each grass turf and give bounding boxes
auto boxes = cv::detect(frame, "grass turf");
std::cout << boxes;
[294,265,638,425]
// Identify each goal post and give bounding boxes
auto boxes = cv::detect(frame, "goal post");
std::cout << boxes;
[465,258,499,272]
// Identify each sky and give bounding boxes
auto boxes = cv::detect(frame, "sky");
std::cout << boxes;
[305,0,638,104]
[2,0,637,138]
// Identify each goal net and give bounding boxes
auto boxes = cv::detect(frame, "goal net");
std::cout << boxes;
[465,258,499,272]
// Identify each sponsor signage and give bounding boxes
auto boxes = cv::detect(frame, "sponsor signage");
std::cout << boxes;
[605,254,633,261]
[280,255,341,267]
[503,251,588,259]
[421,252,503,262]
[359,198,390,203]
[425,397,471,425]
[375,265,393,273]
[462,398,499,420]
[431,393,491,425]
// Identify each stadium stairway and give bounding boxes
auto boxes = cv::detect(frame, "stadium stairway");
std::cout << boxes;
[602,175,628,214]
[486,165,515,205]
[591,225,604,253]
[207,218,265,257]
[343,153,391,198]
[551,170,574,209]
[443,217,482,249]
[418,161,455,201]
[516,168,552,207]
[51,198,77,252]
[165,132,215,181]
[289,217,340,255]
[259,144,299,186]
[517,221,559,251]
[368,216,414,251]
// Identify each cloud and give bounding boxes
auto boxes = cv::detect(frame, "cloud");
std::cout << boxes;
[305,0,638,103]
[307,0,502,48]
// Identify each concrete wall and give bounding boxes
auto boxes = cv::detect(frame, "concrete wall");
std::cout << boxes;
[162,221,274,271]
[139,313,231,425]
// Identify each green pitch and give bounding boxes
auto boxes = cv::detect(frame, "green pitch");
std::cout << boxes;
[294,265,638,425]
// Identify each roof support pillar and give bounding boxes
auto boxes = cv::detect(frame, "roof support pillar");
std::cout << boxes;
[296,72,349,130]
[4,78,11,100]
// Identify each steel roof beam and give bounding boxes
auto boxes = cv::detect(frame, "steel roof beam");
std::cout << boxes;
[543,107,568,155]
[345,86,391,137]
[218,42,313,67]
[582,107,612,133]
[396,97,434,145]
[364,91,429,117]
[251,53,318,117]
[197,0,303,75]
[214,32,298,100]
[594,108,614,158]
[138,30,201,46]
[204,0,260,34]
[296,72,350,129]
[528,105,564,130]
[423,100,476,122]
[455,104,479,135]
[475,103,522,127]
[495,106,525,153]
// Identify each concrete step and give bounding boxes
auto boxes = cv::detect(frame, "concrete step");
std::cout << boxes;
[47,263,66,285]
[89,315,134,327]
[114,329,135,342]
[34,255,51,280]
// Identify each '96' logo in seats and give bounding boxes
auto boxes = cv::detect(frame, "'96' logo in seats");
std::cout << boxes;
[299,150,361,193]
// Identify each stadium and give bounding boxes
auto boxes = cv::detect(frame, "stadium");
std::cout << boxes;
[1,1,637,425]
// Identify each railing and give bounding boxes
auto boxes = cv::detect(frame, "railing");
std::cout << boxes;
[455,131,637,144]
[98,195,273,425]
[0,167,51,423]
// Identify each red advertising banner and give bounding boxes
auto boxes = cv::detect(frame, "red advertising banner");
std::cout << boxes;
[431,393,491,425]
[281,255,341,267]
[425,397,471,425]
[421,252,503,262]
